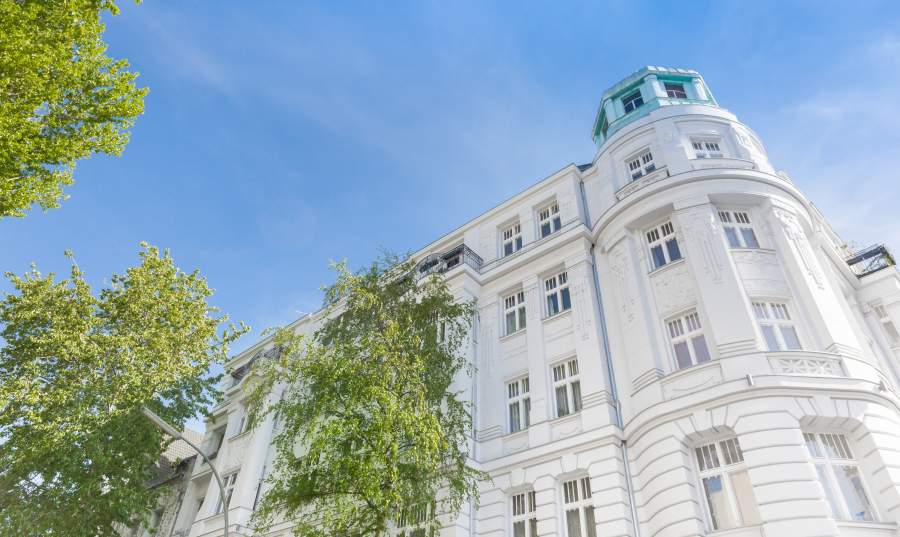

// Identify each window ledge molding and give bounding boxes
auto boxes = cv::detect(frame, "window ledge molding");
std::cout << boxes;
[616,165,670,201]
[228,429,252,442]
[647,257,686,277]
[499,328,527,342]
[502,428,529,440]
[542,308,573,324]
[549,411,582,424]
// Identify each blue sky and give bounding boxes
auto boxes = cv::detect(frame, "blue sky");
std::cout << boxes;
[3,2,900,428]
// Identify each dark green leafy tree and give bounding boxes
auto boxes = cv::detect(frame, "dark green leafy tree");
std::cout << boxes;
[0,0,147,217]
[0,244,246,536]
[247,255,482,536]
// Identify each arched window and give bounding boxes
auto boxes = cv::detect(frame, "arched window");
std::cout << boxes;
[802,431,877,522]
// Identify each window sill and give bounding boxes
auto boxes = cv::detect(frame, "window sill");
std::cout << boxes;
[647,257,686,276]
[228,429,252,442]
[549,410,581,424]
[706,524,763,536]
[664,358,719,380]
[543,308,573,323]
[834,520,893,530]
[503,428,529,440]
[499,329,527,342]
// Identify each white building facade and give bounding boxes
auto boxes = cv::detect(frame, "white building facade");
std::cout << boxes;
[166,67,900,537]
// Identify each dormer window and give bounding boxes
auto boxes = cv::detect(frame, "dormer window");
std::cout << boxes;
[538,202,561,238]
[664,82,687,98]
[627,149,656,180]
[501,222,523,257]
[622,90,644,113]
[692,138,724,159]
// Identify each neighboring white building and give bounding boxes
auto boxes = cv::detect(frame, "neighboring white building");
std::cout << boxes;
[172,66,900,537]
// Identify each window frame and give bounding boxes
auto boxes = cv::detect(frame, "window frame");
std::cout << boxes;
[622,90,644,114]
[510,490,538,537]
[802,431,878,522]
[691,137,724,159]
[626,148,657,181]
[537,202,562,238]
[551,358,582,418]
[501,221,524,258]
[717,209,760,249]
[561,476,597,537]
[214,472,239,514]
[664,81,688,99]
[667,309,713,370]
[507,376,531,434]
[503,291,527,336]
[645,220,683,271]
[694,437,761,531]
[544,270,572,318]
[751,300,802,351]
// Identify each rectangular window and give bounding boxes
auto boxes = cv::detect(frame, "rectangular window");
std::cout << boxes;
[718,210,760,249]
[626,149,657,180]
[502,222,524,257]
[538,202,562,238]
[545,271,572,317]
[552,359,582,418]
[562,477,596,537]
[394,503,434,537]
[692,138,724,159]
[622,90,644,114]
[646,220,682,270]
[664,82,687,99]
[511,490,537,537]
[803,432,876,522]
[695,438,761,531]
[504,291,527,336]
[752,301,801,351]
[208,426,226,459]
[668,310,712,370]
[873,304,900,346]
[215,472,239,514]
[507,377,531,433]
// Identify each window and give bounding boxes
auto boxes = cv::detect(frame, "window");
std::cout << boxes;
[507,377,531,433]
[718,210,760,249]
[873,304,900,346]
[646,220,682,270]
[626,149,656,180]
[502,222,523,257]
[393,503,434,537]
[232,411,249,437]
[552,359,582,418]
[622,90,644,114]
[668,310,712,370]
[599,116,609,138]
[803,432,876,522]
[545,271,572,317]
[695,438,761,531]
[752,301,801,351]
[538,202,562,238]
[511,490,537,537]
[692,138,724,159]
[208,426,226,459]
[504,291,527,335]
[562,477,596,537]
[215,472,239,514]
[664,81,687,98]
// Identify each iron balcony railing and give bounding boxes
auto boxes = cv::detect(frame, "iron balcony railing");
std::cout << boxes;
[845,244,895,277]
[415,244,483,280]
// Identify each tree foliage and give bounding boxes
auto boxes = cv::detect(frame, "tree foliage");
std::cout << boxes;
[0,0,147,217]
[0,244,246,536]
[247,255,482,536]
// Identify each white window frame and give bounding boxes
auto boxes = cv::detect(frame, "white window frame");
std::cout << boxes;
[538,202,562,238]
[645,220,682,270]
[392,502,434,537]
[552,358,582,418]
[507,377,531,434]
[695,437,761,531]
[803,431,878,522]
[873,304,900,346]
[502,221,523,257]
[504,291,527,336]
[626,149,657,180]
[510,490,537,537]
[717,209,760,249]
[664,81,687,98]
[561,476,596,537]
[215,472,239,514]
[691,137,724,159]
[622,90,644,114]
[545,271,571,318]
[667,310,712,370]
[752,301,802,351]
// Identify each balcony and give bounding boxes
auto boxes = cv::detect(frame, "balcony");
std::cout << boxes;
[845,244,895,277]
[415,244,483,280]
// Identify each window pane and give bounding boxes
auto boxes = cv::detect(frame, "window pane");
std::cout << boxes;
[547,294,560,317]
[761,325,779,351]
[651,245,667,269]
[815,464,840,519]
[572,380,582,412]
[556,386,569,417]
[703,475,738,530]
[692,335,711,364]
[666,238,682,262]
[524,398,531,428]
[780,326,801,350]
[541,222,551,238]
[730,469,761,526]
[519,308,527,330]
[835,465,875,521]
[741,228,760,248]
[529,518,537,536]
[674,341,693,369]
[566,509,583,537]
[509,402,521,433]
[515,237,523,251]
[585,506,597,537]
[553,216,561,231]
[513,521,525,537]
[504,242,514,256]
[561,287,572,311]
[724,227,741,248]
[506,312,517,335]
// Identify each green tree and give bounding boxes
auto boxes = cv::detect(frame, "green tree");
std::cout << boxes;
[0,0,147,218]
[247,256,483,536]
[0,244,246,536]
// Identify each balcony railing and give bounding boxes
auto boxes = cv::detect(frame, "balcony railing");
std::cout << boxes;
[845,244,895,277]
[415,244,483,280]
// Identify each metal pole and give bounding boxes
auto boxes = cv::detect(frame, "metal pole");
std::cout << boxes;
[142,407,229,537]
